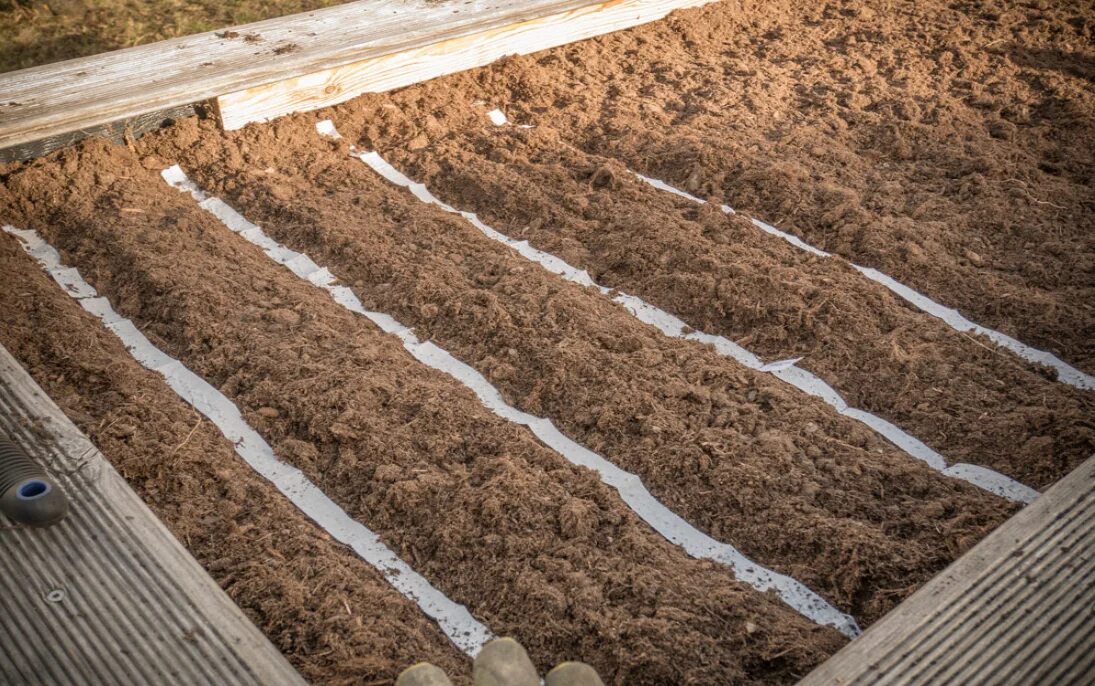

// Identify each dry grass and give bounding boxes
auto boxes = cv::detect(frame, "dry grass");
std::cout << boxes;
[0,0,349,73]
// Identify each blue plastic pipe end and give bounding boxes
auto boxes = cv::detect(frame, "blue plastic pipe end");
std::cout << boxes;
[0,432,69,528]
[0,477,68,527]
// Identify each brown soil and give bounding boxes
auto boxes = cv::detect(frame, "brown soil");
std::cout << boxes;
[327,93,1094,490]
[353,0,1095,374]
[145,115,1014,626]
[4,0,1090,679]
[0,215,469,684]
[1,139,848,685]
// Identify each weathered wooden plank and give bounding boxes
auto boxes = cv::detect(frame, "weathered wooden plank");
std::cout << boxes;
[797,456,1095,685]
[0,0,711,153]
[214,0,713,129]
[0,104,200,164]
[0,344,306,686]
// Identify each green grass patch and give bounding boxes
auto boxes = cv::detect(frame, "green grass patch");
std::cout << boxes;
[0,0,348,73]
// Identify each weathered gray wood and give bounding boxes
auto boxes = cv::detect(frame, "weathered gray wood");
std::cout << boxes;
[213,0,713,130]
[797,456,1095,685]
[0,0,711,153]
[0,104,200,164]
[0,344,306,686]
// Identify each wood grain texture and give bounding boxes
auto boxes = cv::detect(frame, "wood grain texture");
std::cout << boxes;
[215,0,713,129]
[0,104,199,164]
[0,344,306,686]
[798,456,1095,685]
[0,0,711,150]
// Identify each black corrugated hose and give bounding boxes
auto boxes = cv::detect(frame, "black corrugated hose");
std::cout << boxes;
[0,430,68,527]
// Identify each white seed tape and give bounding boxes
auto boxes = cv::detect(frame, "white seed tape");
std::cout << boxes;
[484,110,1089,391]
[632,175,1095,392]
[485,109,534,129]
[162,161,863,639]
[317,120,1039,506]
[1,223,493,656]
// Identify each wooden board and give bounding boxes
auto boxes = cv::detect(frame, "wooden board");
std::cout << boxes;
[0,0,712,153]
[0,104,199,164]
[797,455,1094,685]
[0,344,306,685]
[214,0,712,130]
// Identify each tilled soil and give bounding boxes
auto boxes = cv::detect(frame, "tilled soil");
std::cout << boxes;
[1,140,848,685]
[2,0,1091,681]
[340,0,1095,373]
[0,220,469,685]
[329,96,1094,490]
[146,115,1014,626]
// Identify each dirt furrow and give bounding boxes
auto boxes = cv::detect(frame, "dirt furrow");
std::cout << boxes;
[341,110,1094,490]
[327,0,1095,373]
[3,139,847,685]
[149,116,1014,626]
[593,0,1095,372]
[0,224,469,685]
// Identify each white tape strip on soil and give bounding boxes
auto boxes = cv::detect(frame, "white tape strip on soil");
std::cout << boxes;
[2,224,493,656]
[162,161,862,639]
[318,120,1038,506]
[483,109,1092,392]
[634,175,1095,392]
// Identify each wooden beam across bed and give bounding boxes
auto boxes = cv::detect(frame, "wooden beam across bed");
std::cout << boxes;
[0,0,711,156]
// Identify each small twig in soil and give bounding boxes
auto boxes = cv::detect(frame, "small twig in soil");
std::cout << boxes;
[1021,192,1066,209]
[961,332,1007,358]
[167,413,203,459]
[1005,179,1067,209]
